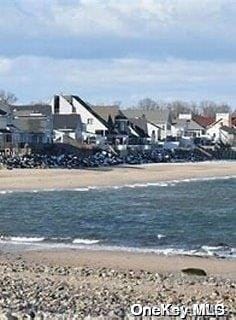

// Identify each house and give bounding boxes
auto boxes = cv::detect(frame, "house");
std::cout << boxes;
[219,126,236,147]
[123,114,160,144]
[206,113,231,142]
[91,105,131,144]
[10,104,53,147]
[51,95,109,141]
[53,114,83,143]
[123,109,167,141]
[51,95,145,145]
[171,114,206,138]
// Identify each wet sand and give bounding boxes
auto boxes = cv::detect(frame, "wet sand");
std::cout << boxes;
[21,248,236,279]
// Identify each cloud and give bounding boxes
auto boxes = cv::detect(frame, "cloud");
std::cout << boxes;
[0,0,236,61]
[1,55,236,105]
[0,0,235,38]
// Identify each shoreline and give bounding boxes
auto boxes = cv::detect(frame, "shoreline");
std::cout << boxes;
[0,161,236,191]
[18,248,236,279]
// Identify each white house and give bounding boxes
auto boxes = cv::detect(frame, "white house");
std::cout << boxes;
[51,95,109,141]
[206,113,231,141]
[219,126,236,147]
[171,114,206,138]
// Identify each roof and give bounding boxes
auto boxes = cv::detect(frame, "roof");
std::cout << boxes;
[12,117,50,133]
[69,96,109,129]
[192,114,215,128]
[129,117,149,137]
[123,109,170,124]
[0,109,7,116]
[220,126,236,134]
[10,104,52,117]
[91,105,125,123]
[0,103,10,114]
[172,118,204,130]
[53,114,82,130]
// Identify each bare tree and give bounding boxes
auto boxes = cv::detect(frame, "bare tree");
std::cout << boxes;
[0,89,17,105]
[136,98,160,110]
[199,101,231,117]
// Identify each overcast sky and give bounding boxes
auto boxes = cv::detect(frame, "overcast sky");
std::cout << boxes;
[0,0,236,106]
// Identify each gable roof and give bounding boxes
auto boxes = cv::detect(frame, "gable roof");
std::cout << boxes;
[129,117,149,137]
[123,109,170,124]
[192,114,215,128]
[172,118,204,130]
[91,105,125,123]
[53,114,82,130]
[67,95,109,129]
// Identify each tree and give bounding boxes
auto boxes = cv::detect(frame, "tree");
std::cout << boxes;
[137,98,160,110]
[199,101,231,117]
[0,89,17,105]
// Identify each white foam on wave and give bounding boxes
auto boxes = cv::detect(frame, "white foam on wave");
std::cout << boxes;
[157,234,166,239]
[0,190,13,194]
[72,238,100,245]
[0,236,45,243]
[0,238,235,259]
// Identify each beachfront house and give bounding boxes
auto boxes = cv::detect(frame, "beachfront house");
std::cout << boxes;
[219,126,236,147]
[171,114,207,139]
[51,95,109,144]
[53,114,83,143]
[123,109,168,142]
[206,113,231,142]
[10,104,53,147]
[51,95,149,146]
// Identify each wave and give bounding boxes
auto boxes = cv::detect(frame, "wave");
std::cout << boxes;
[0,236,45,243]
[72,238,100,245]
[0,236,235,259]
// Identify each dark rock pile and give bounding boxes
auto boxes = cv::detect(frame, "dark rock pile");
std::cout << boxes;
[0,148,209,170]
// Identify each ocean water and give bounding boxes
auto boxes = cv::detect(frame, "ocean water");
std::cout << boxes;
[0,177,235,259]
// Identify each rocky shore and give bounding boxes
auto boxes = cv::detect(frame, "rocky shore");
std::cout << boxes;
[0,254,235,319]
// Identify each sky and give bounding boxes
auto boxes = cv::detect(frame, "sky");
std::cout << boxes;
[0,0,236,107]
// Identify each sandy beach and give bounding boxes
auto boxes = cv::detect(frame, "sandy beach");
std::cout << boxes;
[0,161,236,191]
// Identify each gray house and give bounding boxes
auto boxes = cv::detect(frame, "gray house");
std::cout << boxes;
[53,114,83,143]
[123,109,172,140]
[10,104,53,147]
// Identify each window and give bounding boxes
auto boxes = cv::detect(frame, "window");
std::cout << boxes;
[87,118,94,125]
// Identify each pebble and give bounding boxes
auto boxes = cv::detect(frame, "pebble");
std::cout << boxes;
[0,259,235,319]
